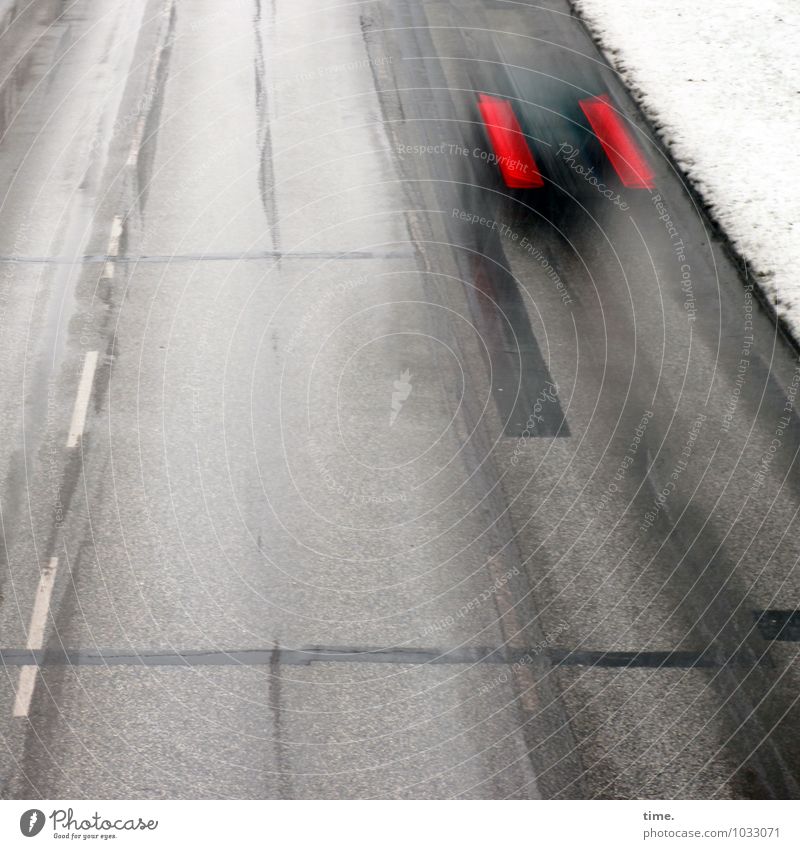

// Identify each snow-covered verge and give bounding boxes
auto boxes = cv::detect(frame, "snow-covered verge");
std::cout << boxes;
[572,0,800,341]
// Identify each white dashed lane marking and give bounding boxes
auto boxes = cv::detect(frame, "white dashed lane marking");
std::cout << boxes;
[13,557,59,717]
[66,351,99,448]
[103,214,124,279]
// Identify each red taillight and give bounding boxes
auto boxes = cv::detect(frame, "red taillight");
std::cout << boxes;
[477,93,544,188]
[578,94,654,189]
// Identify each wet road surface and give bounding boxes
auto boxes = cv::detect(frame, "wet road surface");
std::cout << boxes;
[0,0,798,799]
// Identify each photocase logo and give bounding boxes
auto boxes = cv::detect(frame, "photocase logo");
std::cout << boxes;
[19,809,45,837]
[13,807,159,837]
[390,368,413,426]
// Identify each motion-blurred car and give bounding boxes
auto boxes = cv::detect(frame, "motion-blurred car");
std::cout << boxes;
[471,55,654,215]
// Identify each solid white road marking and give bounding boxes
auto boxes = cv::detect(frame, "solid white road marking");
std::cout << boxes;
[13,557,59,717]
[66,351,99,448]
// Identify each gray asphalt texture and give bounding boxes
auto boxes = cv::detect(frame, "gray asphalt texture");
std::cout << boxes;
[0,0,798,799]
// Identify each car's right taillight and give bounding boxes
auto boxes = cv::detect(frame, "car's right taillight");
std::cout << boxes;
[578,93,654,188]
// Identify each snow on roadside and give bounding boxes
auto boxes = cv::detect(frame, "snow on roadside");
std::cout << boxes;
[572,0,800,340]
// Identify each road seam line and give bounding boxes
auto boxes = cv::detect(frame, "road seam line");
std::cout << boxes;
[0,249,416,264]
[0,646,743,669]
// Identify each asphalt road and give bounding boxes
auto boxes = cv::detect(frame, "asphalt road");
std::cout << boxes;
[0,0,798,799]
